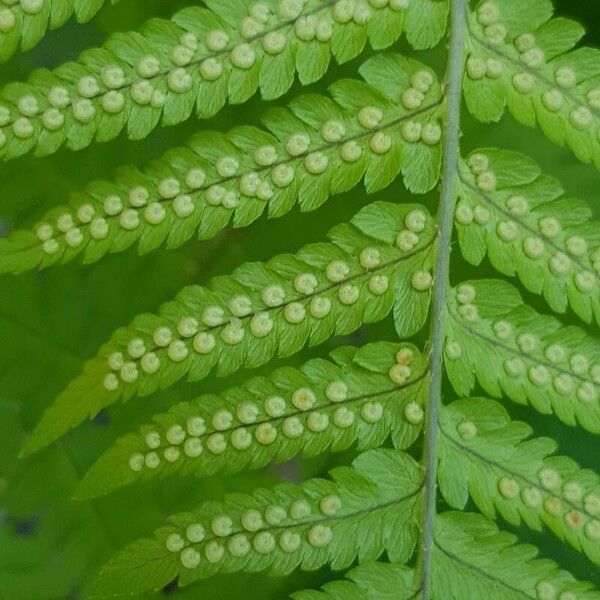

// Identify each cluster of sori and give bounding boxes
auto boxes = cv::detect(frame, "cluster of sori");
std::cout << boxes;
[495,466,600,542]
[30,90,441,260]
[100,206,433,394]
[456,152,598,296]
[21,201,437,457]
[0,0,409,44]
[125,345,425,475]
[465,1,600,168]
[445,281,600,433]
[0,0,422,154]
[163,492,344,569]
[135,446,421,579]
[440,399,600,563]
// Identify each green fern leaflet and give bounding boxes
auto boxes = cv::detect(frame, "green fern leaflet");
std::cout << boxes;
[1,0,599,599]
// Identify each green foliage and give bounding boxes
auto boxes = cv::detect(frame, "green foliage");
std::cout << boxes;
[2,0,600,599]
[77,341,428,499]
[445,279,600,432]
[90,449,422,597]
[0,0,447,160]
[0,401,114,599]
[0,54,442,274]
[22,200,436,456]
[0,0,122,62]
[456,148,600,325]
[440,398,600,566]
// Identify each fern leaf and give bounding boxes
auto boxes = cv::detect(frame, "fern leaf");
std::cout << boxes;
[283,512,600,599]
[291,562,417,600]
[8,2,600,597]
[440,397,600,567]
[455,148,600,325]
[444,279,600,433]
[464,2,600,169]
[0,0,122,62]
[22,201,437,456]
[0,1,447,160]
[0,55,443,275]
[76,341,429,499]
[433,511,600,600]
[89,448,423,598]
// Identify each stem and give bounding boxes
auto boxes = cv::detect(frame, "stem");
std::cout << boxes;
[420,0,467,597]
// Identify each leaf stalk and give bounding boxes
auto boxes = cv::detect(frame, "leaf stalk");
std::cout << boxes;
[419,0,468,597]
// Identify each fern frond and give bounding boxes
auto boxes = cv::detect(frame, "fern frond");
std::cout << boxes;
[0,0,123,62]
[22,201,437,456]
[444,279,600,432]
[0,55,443,274]
[295,512,600,599]
[291,562,417,600]
[8,1,600,597]
[433,511,600,600]
[456,148,600,325]
[0,0,448,160]
[440,397,600,566]
[89,448,423,598]
[465,1,600,169]
[76,341,428,499]
[290,562,416,600]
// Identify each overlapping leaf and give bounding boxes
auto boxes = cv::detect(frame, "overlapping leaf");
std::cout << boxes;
[433,512,600,600]
[465,0,600,169]
[0,0,448,160]
[291,562,416,600]
[456,148,600,325]
[77,341,429,499]
[90,449,423,598]
[22,200,437,456]
[440,397,600,566]
[282,511,600,600]
[445,279,600,432]
[0,54,443,274]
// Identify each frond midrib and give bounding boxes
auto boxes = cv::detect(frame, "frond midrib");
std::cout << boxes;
[419,0,468,596]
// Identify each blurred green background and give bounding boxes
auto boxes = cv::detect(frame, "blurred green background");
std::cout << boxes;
[0,1,599,599]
